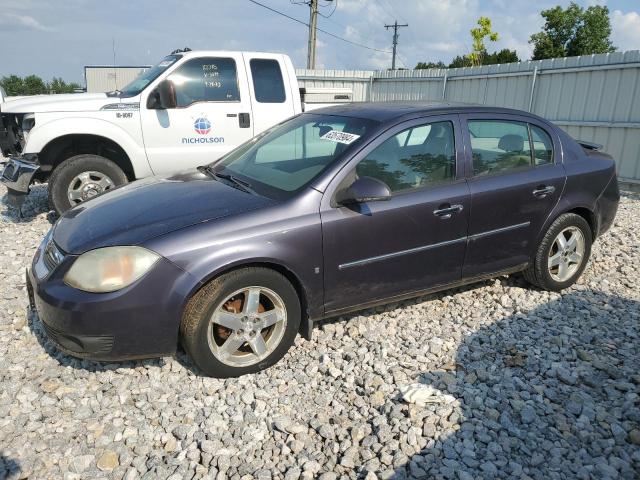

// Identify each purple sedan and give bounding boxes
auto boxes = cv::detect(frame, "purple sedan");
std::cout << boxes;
[27,102,619,377]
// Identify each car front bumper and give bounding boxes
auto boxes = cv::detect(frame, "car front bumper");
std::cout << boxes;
[1,154,40,208]
[26,248,197,361]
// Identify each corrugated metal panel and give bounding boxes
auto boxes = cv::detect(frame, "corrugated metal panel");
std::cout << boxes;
[297,51,640,181]
[85,66,150,93]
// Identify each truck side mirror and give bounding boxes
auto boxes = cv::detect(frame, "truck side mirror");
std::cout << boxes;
[335,176,392,206]
[147,79,177,109]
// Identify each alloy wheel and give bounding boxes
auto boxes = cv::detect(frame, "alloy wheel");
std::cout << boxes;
[548,226,585,282]
[207,286,287,367]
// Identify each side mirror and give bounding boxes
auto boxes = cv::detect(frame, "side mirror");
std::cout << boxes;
[146,79,177,109]
[335,176,392,206]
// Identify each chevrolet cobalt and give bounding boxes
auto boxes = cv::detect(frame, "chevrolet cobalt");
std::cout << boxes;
[27,103,619,377]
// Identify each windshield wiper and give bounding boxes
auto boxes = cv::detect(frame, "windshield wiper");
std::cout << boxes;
[198,166,253,193]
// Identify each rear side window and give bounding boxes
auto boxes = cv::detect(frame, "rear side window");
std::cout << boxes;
[468,120,532,176]
[356,121,456,193]
[169,57,240,106]
[250,59,286,103]
[531,124,553,166]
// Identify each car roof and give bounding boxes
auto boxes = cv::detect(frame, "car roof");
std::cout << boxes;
[309,101,542,123]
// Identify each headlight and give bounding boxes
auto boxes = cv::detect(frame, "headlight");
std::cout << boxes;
[64,246,160,293]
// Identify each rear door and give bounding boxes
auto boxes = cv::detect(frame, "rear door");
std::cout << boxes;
[460,114,566,277]
[320,115,470,314]
[140,54,254,175]
[243,54,297,135]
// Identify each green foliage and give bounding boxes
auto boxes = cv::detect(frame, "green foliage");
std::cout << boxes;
[529,2,615,60]
[470,17,499,66]
[449,55,473,68]
[484,49,520,65]
[0,74,82,95]
[415,61,447,70]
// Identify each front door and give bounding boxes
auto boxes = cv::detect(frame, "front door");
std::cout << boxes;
[460,114,566,278]
[140,54,254,175]
[321,115,470,314]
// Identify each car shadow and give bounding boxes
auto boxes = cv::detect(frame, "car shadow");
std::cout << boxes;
[0,455,22,479]
[1,184,56,224]
[390,290,639,479]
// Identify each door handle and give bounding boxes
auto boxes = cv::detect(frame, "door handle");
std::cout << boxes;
[532,185,556,198]
[238,112,250,128]
[433,204,463,219]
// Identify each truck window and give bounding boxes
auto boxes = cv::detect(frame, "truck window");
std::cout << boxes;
[168,57,240,107]
[250,59,286,103]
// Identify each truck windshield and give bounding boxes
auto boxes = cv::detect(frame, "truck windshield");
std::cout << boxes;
[116,55,181,97]
[211,113,379,199]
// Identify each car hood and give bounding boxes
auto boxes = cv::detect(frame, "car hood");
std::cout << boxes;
[1,92,120,113]
[53,170,278,254]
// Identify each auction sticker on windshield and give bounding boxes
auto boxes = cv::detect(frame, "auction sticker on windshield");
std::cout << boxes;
[321,130,360,144]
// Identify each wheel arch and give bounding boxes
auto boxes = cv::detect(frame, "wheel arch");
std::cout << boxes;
[182,260,313,341]
[38,134,136,181]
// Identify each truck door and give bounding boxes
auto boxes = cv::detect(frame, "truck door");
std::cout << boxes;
[140,54,254,175]
[243,54,297,135]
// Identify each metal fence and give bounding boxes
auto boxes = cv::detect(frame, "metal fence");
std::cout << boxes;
[297,50,640,184]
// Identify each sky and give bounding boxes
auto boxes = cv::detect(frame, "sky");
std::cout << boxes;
[0,0,639,84]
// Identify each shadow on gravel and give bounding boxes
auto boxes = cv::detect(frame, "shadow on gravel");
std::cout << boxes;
[1,185,56,224]
[393,291,639,479]
[0,455,21,480]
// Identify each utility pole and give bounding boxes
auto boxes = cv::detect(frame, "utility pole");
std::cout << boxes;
[306,0,318,69]
[385,20,408,70]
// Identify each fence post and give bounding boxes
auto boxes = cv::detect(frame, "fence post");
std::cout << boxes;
[528,66,538,112]
[442,71,448,100]
[368,74,374,102]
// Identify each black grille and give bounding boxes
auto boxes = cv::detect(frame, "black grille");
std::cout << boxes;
[41,321,114,355]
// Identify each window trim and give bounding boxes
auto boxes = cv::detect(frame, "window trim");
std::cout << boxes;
[327,115,462,206]
[169,56,242,108]
[463,115,559,179]
[529,123,555,167]
[249,58,287,104]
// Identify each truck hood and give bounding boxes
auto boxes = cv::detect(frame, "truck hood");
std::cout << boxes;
[1,92,119,114]
[52,170,277,254]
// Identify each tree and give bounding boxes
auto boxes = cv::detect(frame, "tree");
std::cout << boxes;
[0,75,25,95]
[48,77,81,94]
[415,61,447,70]
[484,48,520,65]
[469,17,499,66]
[448,55,472,68]
[530,2,615,60]
[22,75,47,95]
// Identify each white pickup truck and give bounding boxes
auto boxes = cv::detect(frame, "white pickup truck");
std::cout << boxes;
[0,49,350,213]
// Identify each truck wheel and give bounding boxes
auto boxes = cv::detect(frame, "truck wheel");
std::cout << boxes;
[48,154,128,214]
[523,213,592,291]
[180,267,301,378]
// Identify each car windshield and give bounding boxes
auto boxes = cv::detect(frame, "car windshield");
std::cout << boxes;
[116,55,181,97]
[211,114,379,199]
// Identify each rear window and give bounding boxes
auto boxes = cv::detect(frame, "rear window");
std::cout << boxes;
[250,59,286,103]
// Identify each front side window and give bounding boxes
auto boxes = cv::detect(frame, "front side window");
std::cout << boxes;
[213,114,378,199]
[469,120,533,176]
[168,57,240,107]
[250,59,286,103]
[355,121,456,193]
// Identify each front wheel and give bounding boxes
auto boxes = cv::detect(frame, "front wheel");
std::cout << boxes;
[48,154,128,214]
[524,213,592,291]
[180,268,301,377]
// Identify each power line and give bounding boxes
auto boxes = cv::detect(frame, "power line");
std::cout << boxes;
[247,0,391,54]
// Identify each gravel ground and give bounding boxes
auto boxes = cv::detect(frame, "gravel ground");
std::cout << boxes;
[0,184,638,480]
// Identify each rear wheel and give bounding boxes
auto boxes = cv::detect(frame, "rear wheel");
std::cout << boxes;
[524,213,592,291]
[180,267,301,377]
[48,154,128,214]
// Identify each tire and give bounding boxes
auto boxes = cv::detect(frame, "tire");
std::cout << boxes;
[48,154,128,214]
[180,267,301,378]
[523,213,593,291]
